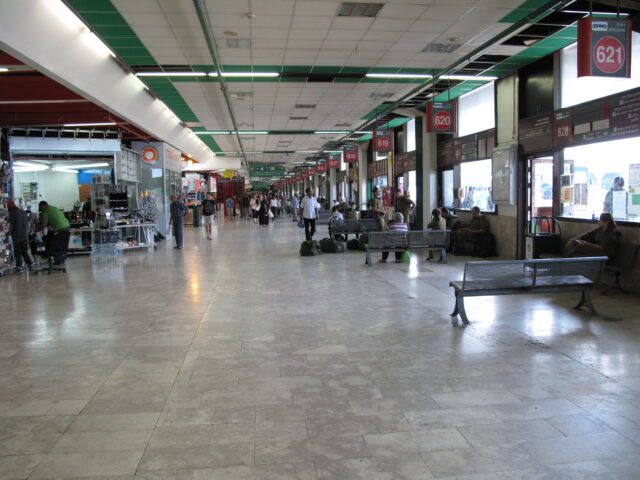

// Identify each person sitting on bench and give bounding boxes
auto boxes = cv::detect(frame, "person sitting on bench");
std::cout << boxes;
[37,201,70,265]
[452,206,489,255]
[564,212,620,261]
[379,212,408,263]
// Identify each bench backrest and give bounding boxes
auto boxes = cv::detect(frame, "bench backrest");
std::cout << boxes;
[461,256,607,290]
[368,231,407,249]
[360,218,381,231]
[408,230,450,248]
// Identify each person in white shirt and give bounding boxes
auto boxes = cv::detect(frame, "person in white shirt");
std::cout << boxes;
[270,196,278,220]
[300,188,320,241]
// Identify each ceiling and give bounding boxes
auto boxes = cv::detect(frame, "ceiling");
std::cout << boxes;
[3,0,640,180]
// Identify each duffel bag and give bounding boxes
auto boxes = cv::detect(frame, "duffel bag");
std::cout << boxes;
[300,240,321,256]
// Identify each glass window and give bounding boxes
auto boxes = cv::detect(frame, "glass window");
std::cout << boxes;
[406,118,416,152]
[561,31,640,108]
[407,170,416,200]
[442,169,454,208]
[457,82,495,137]
[561,137,640,223]
[459,159,495,212]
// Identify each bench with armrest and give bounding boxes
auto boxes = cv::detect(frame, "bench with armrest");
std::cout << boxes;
[604,243,640,293]
[449,256,607,326]
[365,230,451,266]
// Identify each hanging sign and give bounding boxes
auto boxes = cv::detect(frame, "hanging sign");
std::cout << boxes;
[223,170,236,178]
[308,167,317,175]
[343,144,359,162]
[373,130,392,152]
[327,154,340,169]
[316,162,326,173]
[578,17,632,78]
[248,163,285,178]
[427,101,456,133]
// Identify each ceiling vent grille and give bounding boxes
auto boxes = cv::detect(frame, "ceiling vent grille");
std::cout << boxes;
[422,42,462,54]
[369,92,394,99]
[224,38,251,48]
[294,104,317,109]
[229,92,252,100]
[334,123,351,127]
[289,116,308,120]
[338,2,384,17]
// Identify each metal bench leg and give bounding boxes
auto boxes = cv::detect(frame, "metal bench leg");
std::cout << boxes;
[440,248,448,264]
[575,289,598,316]
[450,293,469,326]
[366,251,372,267]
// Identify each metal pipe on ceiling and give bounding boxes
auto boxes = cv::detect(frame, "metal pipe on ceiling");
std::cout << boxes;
[327,0,577,151]
[192,0,248,169]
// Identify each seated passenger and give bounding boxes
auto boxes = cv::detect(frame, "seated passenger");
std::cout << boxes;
[329,206,344,239]
[426,208,447,261]
[564,212,620,261]
[452,206,490,255]
[440,207,461,230]
[344,202,358,220]
[379,212,408,263]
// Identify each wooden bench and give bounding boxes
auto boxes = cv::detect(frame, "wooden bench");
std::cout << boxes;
[365,230,451,266]
[449,256,607,326]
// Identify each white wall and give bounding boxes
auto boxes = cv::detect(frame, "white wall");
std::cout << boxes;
[14,170,79,211]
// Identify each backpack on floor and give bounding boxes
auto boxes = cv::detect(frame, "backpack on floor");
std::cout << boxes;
[358,233,369,251]
[300,240,321,256]
[347,239,360,250]
[320,237,344,253]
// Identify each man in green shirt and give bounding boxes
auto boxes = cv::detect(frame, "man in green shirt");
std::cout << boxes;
[38,201,71,265]
[368,187,386,230]
[452,206,490,255]
[394,189,416,229]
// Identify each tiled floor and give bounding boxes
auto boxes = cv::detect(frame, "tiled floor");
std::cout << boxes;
[1,217,640,479]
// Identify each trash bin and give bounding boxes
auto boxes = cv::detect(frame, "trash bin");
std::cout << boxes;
[525,216,562,259]
[192,205,202,228]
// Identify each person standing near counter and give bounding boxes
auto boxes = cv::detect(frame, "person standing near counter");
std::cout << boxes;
[8,201,33,273]
[169,194,189,249]
[38,201,70,265]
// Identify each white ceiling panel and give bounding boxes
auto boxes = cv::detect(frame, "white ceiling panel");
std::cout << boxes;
[294,1,340,16]
[111,0,160,14]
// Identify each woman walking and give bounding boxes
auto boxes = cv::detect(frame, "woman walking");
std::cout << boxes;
[258,194,270,227]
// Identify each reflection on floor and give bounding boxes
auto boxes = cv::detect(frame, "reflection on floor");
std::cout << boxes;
[1,217,640,479]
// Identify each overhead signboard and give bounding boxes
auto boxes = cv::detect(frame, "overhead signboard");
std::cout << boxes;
[223,170,236,178]
[578,17,632,78]
[327,154,341,168]
[343,144,359,162]
[426,101,456,134]
[316,162,326,173]
[373,130,392,152]
[248,163,285,178]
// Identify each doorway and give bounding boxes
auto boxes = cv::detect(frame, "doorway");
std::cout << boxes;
[528,156,554,224]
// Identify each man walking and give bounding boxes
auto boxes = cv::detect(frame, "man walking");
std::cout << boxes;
[394,188,416,229]
[300,188,320,241]
[290,192,300,222]
[169,194,189,249]
[7,201,33,273]
[201,192,216,240]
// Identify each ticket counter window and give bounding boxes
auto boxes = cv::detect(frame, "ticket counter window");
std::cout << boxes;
[561,137,640,223]
[459,159,495,212]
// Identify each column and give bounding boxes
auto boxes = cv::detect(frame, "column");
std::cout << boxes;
[415,116,437,230]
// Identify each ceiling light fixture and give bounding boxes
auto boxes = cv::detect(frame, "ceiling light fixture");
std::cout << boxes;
[63,122,117,127]
[195,131,269,135]
[0,67,9,72]
[72,162,110,169]
[314,131,350,134]
[365,73,497,81]
[136,71,207,77]
[53,167,79,174]
[208,72,279,78]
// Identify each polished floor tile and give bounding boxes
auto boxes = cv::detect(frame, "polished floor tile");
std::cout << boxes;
[1,218,640,478]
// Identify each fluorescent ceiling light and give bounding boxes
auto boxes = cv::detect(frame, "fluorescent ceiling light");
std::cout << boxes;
[136,71,207,77]
[195,131,269,135]
[365,73,497,81]
[0,67,8,72]
[53,167,79,173]
[13,165,48,172]
[73,162,110,169]
[314,131,350,134]
[63,122,116,127]
[208,72,279,78]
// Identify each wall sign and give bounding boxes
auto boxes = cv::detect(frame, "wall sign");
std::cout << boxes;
[519,87,640,154]
[141,146,158,164]
[427,101,456,134]
[578,17,632,78]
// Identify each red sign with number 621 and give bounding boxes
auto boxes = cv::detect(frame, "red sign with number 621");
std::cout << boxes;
[578,18,631,78]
